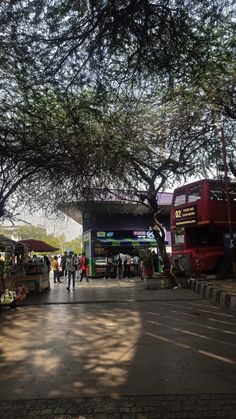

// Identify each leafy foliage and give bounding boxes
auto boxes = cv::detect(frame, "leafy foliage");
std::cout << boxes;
[0,0,236,267]
[0,224,82,255]
[0,0,232,89]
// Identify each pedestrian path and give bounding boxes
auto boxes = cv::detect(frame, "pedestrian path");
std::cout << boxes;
[1,277,236,418]
[20,277,201,306]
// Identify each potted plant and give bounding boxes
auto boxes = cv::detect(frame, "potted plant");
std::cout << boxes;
[141,250,166,290]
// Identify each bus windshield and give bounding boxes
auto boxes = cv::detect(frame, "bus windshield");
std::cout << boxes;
[173,188,201,206]
[173,194,185,206]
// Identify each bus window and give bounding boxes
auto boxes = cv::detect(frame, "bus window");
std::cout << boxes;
[187,226,223,246]
[173,194,186,206]
[229,190,236,201]
[187,190,200,203]
[209,188,224,200]
[173,227,184,244]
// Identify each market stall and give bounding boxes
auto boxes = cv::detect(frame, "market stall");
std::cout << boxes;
[0,235,27,307]
[15,239,59,292]
[0,237,59,305]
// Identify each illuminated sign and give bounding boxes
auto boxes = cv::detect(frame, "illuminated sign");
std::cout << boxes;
[97,231,114,238]
[106,232,114,238]
[133,231,146,237]
[134,230,155,239]
[175,206,197,226]
[97,231,106,237]
[146,230,154,239]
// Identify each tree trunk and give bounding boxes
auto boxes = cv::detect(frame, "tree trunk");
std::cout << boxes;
[152,212,171,273]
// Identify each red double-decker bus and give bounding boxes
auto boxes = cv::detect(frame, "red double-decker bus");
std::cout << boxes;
[171,179,236,274]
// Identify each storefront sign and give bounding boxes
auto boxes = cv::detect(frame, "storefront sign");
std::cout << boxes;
[106,232,114,238]
[133,230,155,239]
[146,230,154,239]
[97,231,106,238]
[96,229,166,240]
[112,240,120,246]
[133,231,146,238]
[175,206,197,226]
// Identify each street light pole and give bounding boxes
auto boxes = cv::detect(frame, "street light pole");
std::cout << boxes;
[220,127,236,281]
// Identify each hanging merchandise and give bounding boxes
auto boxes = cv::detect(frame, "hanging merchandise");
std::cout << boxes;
[3,245,10,281]
[0,289,16,305]
[0,243,27,308]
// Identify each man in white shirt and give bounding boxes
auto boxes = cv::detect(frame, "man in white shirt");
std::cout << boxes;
[115,253,126,279]
[133,254,140,277]
[124,254,132,278]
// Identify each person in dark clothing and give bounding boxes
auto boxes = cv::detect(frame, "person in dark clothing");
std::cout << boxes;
[152,251,159,273]
[170,258,190,289]
[60,251,68,278]
[105,254,113,279]
[66,251,76,291]
[79,253,89,283]
[43,255,51,273]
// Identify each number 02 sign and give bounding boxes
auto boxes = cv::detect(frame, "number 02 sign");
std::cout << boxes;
[174,206,197,226]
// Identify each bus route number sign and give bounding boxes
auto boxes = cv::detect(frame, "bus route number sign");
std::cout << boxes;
[174,206,197,226]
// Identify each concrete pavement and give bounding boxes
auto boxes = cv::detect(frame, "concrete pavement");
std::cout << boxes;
[192,277,236,313]
[21,276,200,305]
[0,278,236,418]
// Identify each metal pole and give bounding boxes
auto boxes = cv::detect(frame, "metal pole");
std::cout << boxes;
[220,127,236,281]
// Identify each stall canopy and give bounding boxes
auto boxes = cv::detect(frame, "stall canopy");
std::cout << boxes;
[17,239,59,253]
[0,235,16,250]
[0,234,16,244]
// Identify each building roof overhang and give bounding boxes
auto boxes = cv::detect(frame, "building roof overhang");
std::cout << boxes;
[61,192,173,225]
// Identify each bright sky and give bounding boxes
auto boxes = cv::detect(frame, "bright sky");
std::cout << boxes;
[19,210,82,240]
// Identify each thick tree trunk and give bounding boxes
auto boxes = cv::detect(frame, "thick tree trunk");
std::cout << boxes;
[152,212,171,273]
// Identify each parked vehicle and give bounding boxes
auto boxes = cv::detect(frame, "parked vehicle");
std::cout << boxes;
[171,179,236,275]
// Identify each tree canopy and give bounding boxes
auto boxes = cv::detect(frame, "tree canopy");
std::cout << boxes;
[0,0,236,265]
[1,0,234,94]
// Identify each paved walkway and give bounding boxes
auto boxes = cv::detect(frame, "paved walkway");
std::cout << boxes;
[22,274,236,314]
[0,278,236,418]
[21,276,200,305]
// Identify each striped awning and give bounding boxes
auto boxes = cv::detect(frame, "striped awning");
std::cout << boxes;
[97,238,168,247]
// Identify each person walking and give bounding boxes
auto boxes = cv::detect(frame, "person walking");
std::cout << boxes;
[52,256,62,284]
[73,253,79,278]
[115,252,125,279]
[79,253,89,283]
[104,253,113,279]
[133,254,140,277]
[66,251,76,291]
[124,254,132,278]
[60,251,68,278]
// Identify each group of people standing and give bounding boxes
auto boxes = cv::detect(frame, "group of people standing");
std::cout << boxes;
[51,251,89,292]
[105,252,141,279]
[105,250,161,280]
